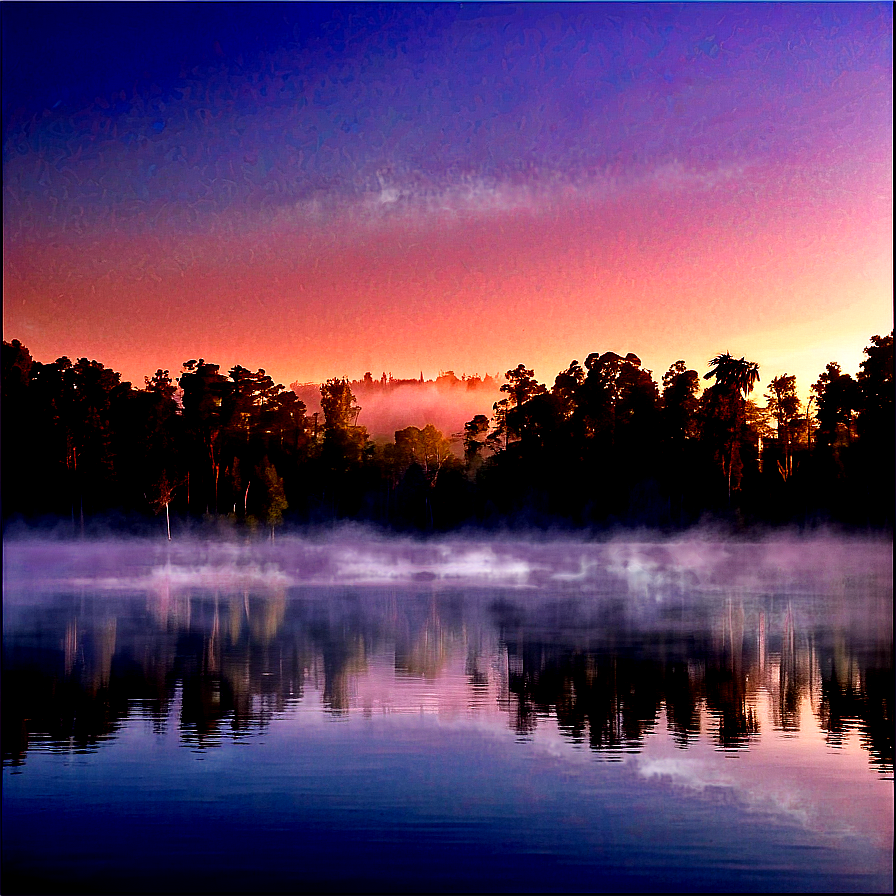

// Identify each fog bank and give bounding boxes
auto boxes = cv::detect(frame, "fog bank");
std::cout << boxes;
[5,529,891,604]
[292,379,501,441]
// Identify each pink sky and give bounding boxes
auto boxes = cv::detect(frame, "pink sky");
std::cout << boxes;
[3,3,892,401]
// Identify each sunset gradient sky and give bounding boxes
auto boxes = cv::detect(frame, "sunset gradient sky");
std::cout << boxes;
[3,2,892,398]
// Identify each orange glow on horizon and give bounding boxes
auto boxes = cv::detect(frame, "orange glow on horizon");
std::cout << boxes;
[5,160,890,407]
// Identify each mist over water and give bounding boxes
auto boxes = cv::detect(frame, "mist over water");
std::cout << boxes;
[5,526,891,598]
[3,530,892,893]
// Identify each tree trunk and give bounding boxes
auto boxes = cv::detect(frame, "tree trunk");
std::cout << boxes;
[783,420,791,480]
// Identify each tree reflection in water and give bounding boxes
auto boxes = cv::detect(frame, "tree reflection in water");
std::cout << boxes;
[3,578,892,776]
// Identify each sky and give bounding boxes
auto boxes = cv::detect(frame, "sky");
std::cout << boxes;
[2,2,892,401]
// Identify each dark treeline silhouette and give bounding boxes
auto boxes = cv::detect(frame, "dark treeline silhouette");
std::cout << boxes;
[2,334,892,534]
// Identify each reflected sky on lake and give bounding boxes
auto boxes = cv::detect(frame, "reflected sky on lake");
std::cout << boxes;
[3,533,892,893]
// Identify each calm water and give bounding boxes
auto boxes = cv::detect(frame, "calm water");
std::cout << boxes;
[2,533,892,894]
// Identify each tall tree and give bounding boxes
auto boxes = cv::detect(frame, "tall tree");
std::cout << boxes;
[765,374,800,481]
[66,357,132,517]
[659,361,703,524]
[576,352,625,443]
[317,378,368,519]
[256,458,288,540]
[320,377,361,433]
[551,359,585,421]
[614,354,659,447]
[854,332,894,525]
[179,360,232,514]
[463,414,490,468]
[812,363,859,450]
[144,368,177,401]
[394,424,452,480]
[146,471,178,540]
[490,364,547,449]
[1,341,35,518]
[703,353,760,499]
[661,361,700,443]
[856,332,894,447]
[704,353,761,397]
[126,368,184,529]
[574,351,656,448]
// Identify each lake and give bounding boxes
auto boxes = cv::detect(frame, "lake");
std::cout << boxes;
[2,532,892,893]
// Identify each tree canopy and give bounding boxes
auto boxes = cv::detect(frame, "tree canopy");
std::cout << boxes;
[2,331,892,534]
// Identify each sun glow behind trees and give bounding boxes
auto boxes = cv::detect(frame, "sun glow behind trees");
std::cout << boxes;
[2,331,892,534]
[1,4,890,403]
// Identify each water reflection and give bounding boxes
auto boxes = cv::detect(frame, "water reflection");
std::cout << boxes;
[4,540,892,777]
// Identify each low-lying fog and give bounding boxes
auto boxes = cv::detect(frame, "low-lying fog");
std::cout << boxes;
[5,528,892,776]
[5,528,891,610]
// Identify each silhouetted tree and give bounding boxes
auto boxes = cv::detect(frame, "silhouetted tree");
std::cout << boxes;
[856,332,893,446]
[320,377,361,432]
[659,361,704,524]
[854,332,894,526]
[661,361,700,444]
[146,471,179,539]
[614,354,659,448]
[1,341,35,518]
[144,368,177,401]
[490,364,546,449]
[315,378,369,519]
[256,458,287,540]
[2,334,890,533]
[179,360,232,514]
[507,391,564,455]
[551,359,585,421]
[119,368,184,527]
[703,353,760,499]
[812,363,859,450]
[63,357,133,518]
[463,414,490,467]
[576,351,626,443]
[765,374,800,481]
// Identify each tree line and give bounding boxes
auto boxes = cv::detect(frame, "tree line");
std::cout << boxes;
[2,333,892,535]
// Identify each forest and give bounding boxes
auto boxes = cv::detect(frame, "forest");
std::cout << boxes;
[1,333,892,535]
